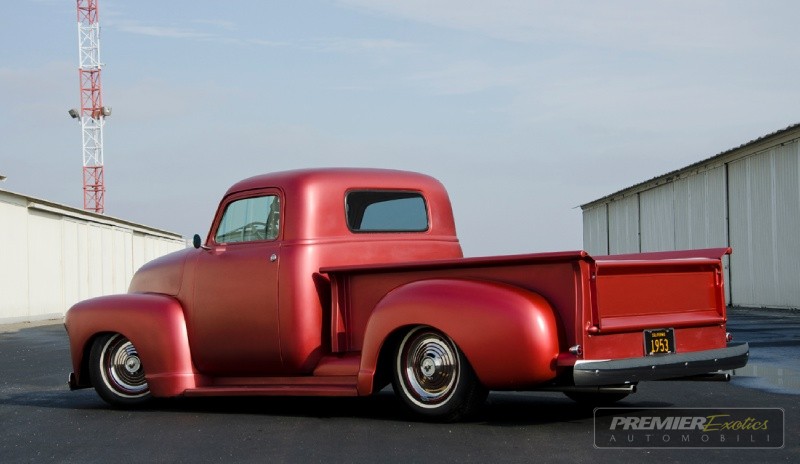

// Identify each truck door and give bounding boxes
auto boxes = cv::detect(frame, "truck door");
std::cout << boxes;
[189,189,283,375]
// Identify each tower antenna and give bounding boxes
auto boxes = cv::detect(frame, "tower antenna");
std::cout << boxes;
[70,0,110,213]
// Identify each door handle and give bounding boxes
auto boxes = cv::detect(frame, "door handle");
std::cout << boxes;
[270,254,278,262]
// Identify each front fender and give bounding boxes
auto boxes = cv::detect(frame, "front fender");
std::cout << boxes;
[358,279,561,394]
[64,293,199,397]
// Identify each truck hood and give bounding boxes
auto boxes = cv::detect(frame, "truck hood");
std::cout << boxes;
[128,248,194,296]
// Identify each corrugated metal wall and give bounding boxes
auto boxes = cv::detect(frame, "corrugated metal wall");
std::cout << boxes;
[673,167,727,250]
[0,191,185,323]
[607,195,639,254]
[582,134,800,309]
[582,204,608,255]
[728,142,800,308]
[640,183,675,252]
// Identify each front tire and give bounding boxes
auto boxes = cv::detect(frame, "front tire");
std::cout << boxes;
[392,327,487,422]
[89,333,151,407]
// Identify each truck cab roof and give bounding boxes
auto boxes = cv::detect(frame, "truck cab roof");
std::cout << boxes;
[217,168,459,242]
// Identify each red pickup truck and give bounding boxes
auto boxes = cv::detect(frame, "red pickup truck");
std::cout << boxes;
[65,168,749,421]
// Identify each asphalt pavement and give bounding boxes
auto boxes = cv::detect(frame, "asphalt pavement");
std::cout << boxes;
[0,308,797,463]
[727,307,800,394]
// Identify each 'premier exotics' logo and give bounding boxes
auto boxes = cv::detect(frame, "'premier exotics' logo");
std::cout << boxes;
[594,408,783,449]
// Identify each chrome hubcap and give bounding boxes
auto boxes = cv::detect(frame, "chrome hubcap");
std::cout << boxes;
[125,356,141,374]
[421,358,436,377]
[399,329,460,407]
[101,335,149,397]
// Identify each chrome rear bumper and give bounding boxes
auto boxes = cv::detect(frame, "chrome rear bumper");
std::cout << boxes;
[572,342,749,386]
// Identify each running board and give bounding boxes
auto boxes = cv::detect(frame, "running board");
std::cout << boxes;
[184,374,360,397]
[185,384,358,397]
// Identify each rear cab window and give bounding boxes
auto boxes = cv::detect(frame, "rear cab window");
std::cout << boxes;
[346,191,429,233]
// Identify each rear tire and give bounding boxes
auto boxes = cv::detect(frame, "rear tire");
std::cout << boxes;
[89,333,151,407]
[392,327,487,422]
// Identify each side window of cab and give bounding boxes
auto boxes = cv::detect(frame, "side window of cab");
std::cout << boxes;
[214,195,281,244]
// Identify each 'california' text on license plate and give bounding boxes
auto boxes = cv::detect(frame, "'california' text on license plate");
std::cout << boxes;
[644,328,675,356]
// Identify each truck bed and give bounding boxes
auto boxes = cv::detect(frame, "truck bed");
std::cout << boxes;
[323,248,733,368]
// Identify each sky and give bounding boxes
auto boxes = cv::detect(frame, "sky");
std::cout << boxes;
[2,0,800,257]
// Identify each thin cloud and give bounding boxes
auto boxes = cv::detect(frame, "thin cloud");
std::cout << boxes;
[241,36,420,57]
[310,37,417,53]
[338,0,796,54]
[113,18,414,57]
[248,38,292,48]
[190,19,238,31]
[116,21,213,40]
[409,60,522,95]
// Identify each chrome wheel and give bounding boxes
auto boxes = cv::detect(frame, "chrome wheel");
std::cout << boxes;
[392,327,487,421]
[90,334,151,406]
[398,328,460,407]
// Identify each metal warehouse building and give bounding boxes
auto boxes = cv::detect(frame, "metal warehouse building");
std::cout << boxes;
[0,188,186,323]
[581,123,800,309]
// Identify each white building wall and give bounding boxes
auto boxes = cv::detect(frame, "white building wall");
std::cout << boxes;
[607,195,639,254]
[728,141,800,308]
[640,183,675,252]
[673,167,727,250]
[582,204,608,255]
[0,190,186,323]
[0,196,30,316]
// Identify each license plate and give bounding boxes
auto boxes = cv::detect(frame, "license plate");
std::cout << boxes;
[644,328,675,356]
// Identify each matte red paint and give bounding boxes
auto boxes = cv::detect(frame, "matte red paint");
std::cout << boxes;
[65,293,200,396]
[356,279,561,393]
[65,168,745,403]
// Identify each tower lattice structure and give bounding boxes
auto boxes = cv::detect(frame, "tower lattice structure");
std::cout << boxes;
[76,0,107,213]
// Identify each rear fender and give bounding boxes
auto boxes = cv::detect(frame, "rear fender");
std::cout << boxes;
[358,279,561,394]
[64,293,198,397]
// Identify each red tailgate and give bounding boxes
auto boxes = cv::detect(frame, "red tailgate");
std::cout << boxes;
[584,248,730,359]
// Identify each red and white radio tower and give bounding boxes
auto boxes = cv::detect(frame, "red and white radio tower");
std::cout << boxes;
[69,0,110,214]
